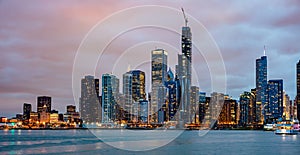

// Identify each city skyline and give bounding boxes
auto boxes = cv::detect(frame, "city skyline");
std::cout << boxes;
[1,0,300,118]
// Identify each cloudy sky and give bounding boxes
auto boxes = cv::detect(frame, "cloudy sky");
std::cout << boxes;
[1,0,300,117]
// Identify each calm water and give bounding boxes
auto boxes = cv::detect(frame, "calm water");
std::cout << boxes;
[0,129,299,155]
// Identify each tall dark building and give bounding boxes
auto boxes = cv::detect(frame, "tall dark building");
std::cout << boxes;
[296,60,300,121]
[256,55,267,124]
[23,103,32,120]
[267,79,283,122]
[79,75,101,124]
[37,96,51,114]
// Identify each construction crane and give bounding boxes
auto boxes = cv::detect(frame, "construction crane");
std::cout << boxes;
[181,7,188,27]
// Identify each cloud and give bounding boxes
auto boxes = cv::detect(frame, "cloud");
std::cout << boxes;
[1,0,300,116]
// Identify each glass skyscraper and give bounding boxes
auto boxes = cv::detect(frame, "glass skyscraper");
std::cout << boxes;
[267,79,283,122]
[151,49,168,123]
[256,55,267,124]
[79,75,101,124]
[101,74,119,123]
[176,25,192,125]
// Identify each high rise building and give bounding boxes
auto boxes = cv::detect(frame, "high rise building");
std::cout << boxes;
[283,92,291,120]
[151,49,168,123]
[139,100,149,123]
[122,72,132,122]
[176,24,192,125]
[267,79,283,122]
[210,92,224,128]
[297,60,300,121]
[23,103,32,121]
[164,69,181,121]
[79,75,101,124]
[239,91,256,127]
[37,96,51,116]
[190,86,199,123]
[122,70,146,122]
[198,92,206,124]
[102,74,119,123]
[218,99,238,127]
[256,54,267,124]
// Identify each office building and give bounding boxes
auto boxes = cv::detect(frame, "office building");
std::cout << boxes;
[267,79,283,122]
[151,49,168,123]
[256,55,267,124]
[79,75,101,124]
[23,103,32,121]
[102,74,119,123]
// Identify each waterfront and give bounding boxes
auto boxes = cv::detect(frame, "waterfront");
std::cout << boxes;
[0,130,299,155]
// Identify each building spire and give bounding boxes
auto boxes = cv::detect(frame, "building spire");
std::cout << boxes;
[127,64,131,72]
[181,7,188,27]
[264,45,266,56]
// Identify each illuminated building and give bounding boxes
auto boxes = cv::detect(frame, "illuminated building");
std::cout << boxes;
[139,100,149,123]
[123,71,132,122]
[23,103,32,121]
[218,99,238,127]
[39,105,50,123]
[29,112,38,123]
[50,112,59,123]
[190,86,199,123]
[102,73,119,123]
[164,69,181,121]
[79,75,101,124]
[37,96,51,115]
[239,91,256,126]
[151,49,168,123]
[198,92,206,124]
[266,79,283,122]
[256,54,267,124]
[283,92,291,120]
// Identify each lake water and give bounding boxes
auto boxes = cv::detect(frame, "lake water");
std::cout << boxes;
[0,129,299,155]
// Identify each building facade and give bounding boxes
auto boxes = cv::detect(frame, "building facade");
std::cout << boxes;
[256,55,267,124]
[79,75,101,124]
[266,79,283,122]
[151,49,168,123]
[102,74,119,123]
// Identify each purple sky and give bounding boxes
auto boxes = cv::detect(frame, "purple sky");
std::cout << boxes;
[1,0,300,118]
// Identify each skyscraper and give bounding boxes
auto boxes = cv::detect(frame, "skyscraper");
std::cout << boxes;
[23,103,32,121]
[256,54,267,124]
[164,69,181,121]
[37,96,51,114]
[79,75,101,124]
[267,79,283,122]
[151,49,168,123]
[297,60,300,121]
[176,22,192,125]
[239,91,256,127]
[102,74,119,123]
[123,72,132,122]
[190,86,199,123]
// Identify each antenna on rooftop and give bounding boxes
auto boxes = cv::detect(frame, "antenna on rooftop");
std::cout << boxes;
[181,8,188,27]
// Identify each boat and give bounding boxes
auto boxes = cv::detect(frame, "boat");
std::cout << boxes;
[275,119,298,135]
[263,124,276,131]
[292,119,299,132]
